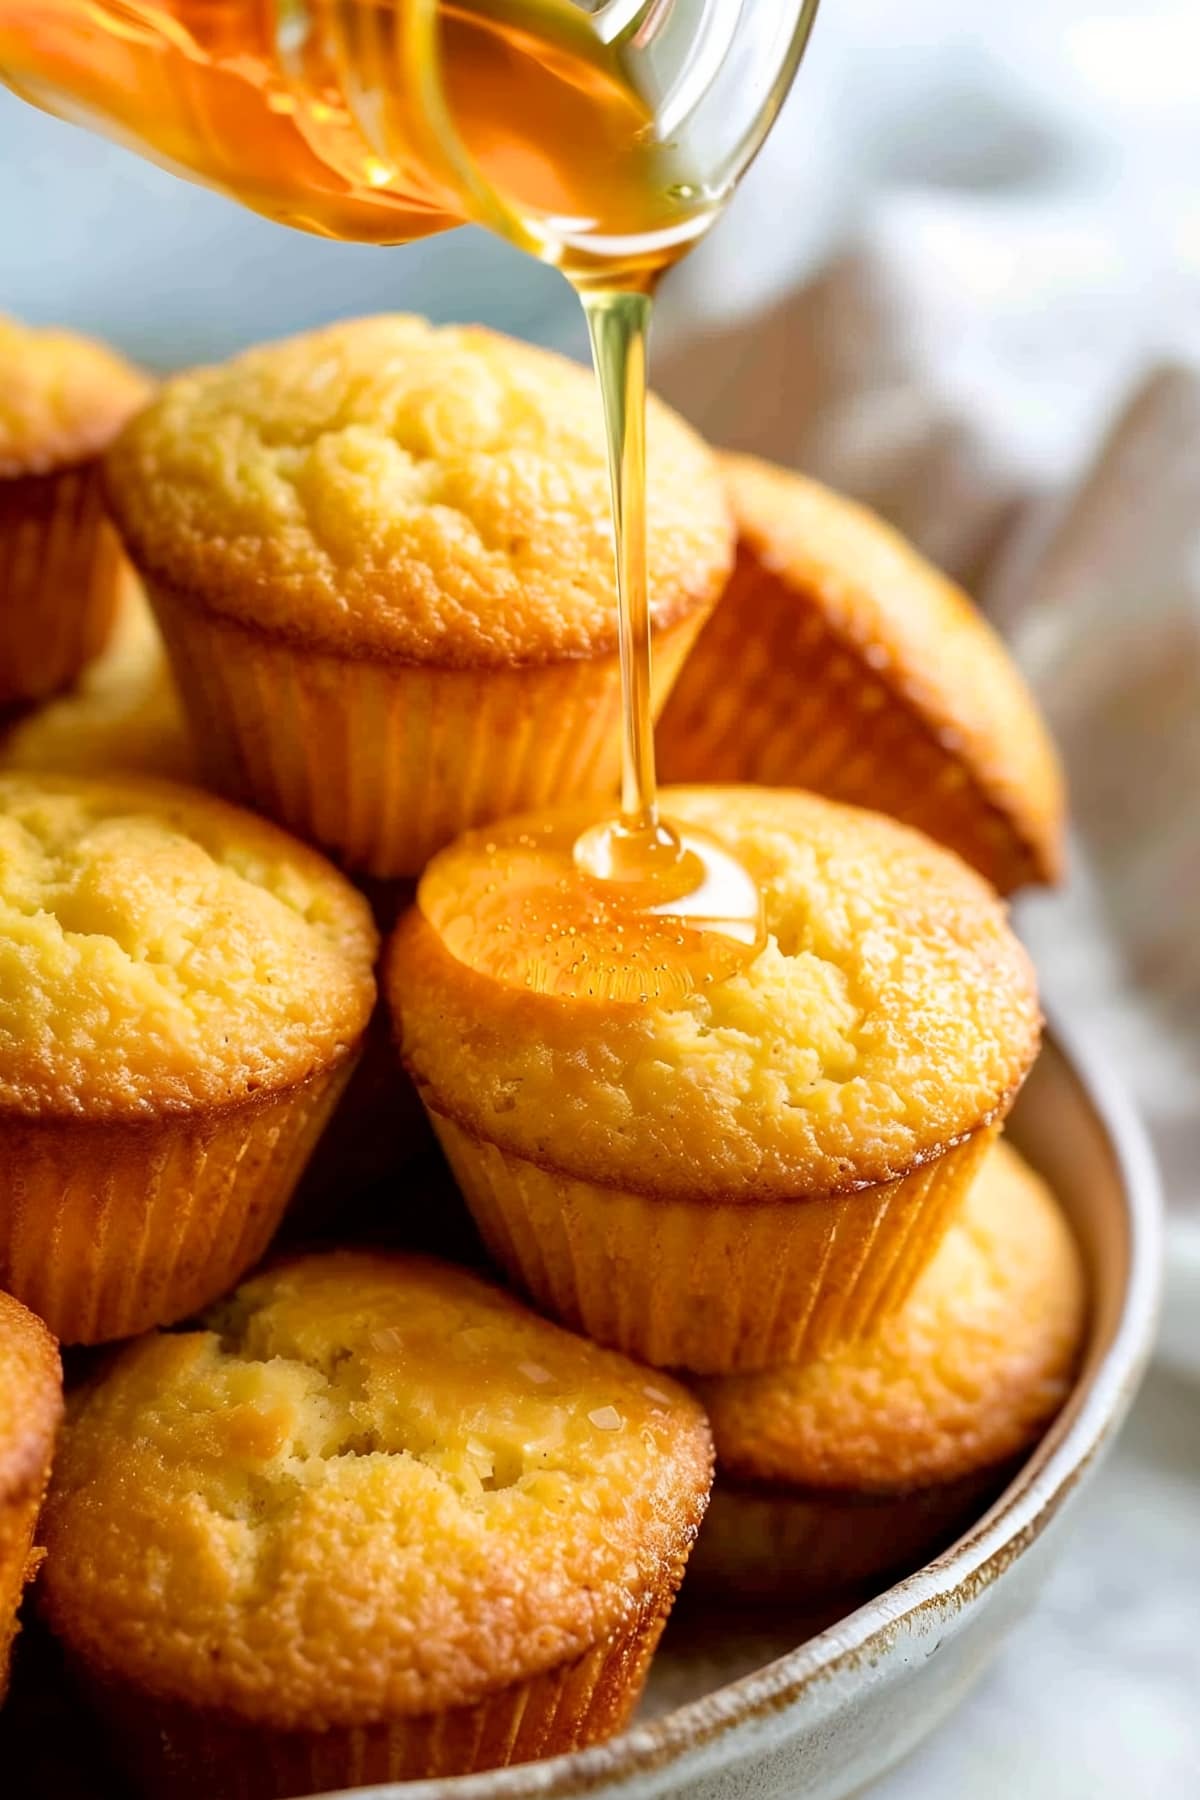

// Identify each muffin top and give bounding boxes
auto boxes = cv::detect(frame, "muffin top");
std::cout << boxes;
[698,1141,1086,1492]
[388,787,1041,1202]
[722,455,1065,887]
[0,773,376,1120]
[2,584,194,784]
[0,1289,62,1507]
[39,1251,712,1730]
[104,315,734,666]
[0,315,151,480]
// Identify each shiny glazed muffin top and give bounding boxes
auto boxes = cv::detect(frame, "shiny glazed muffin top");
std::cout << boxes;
[0,774,377,1120]
[0,315,151,480]
[698,1141,1086,1492]
[104,315,734,665]
[0,1289,62,1506]
[39,1251,713,1730]
[388,787,1041,1202]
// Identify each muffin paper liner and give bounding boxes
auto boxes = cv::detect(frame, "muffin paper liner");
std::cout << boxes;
[687,1464,1015,1603]
[150,578,705,878]
[431,1115,997,1374]
[0,1060,354,1345]
[0,465,124,707]
[288,1000,434,1234]
[76,1591,674,1798]
[657,550,1038,894]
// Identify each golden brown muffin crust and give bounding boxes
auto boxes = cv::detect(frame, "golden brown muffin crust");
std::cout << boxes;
[39,1251,713,1731]
[0,1289,62,1504]
[104,316,734,667]
[0,773,377,1121]
[715,456,1065,884]
[388,787,1041,1202]
[0,316,151,480]
[1,581,194,784]
[698,1141,1086,1492]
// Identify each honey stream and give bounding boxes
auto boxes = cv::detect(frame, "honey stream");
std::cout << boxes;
[0,0,787,998]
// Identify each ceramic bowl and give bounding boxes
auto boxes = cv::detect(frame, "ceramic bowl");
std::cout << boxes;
[325,1016,1162,1800]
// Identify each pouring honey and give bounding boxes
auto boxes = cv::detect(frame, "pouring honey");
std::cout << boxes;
[0,0,820,1001]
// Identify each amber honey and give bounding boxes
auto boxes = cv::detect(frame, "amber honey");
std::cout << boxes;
[0,1,715,275]
[0,0,814,1001]
[421,811,763,1003]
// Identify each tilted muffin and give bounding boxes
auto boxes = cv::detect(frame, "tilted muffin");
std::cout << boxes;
[0,773,376,1343]
[0,1290,61,1698]
[2,581,194,782]
[657,457,1065,894]
[387,786,1041,1374]
[39,1251,712,1797]
[104,315,734,877]
[691,1141,1086,1598]
[0,316,150,707]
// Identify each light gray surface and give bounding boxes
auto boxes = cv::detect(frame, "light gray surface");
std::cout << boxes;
[873,1367,1200,1799]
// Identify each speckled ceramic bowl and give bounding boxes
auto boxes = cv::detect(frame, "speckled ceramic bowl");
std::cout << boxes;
[323,1017,1162,1800]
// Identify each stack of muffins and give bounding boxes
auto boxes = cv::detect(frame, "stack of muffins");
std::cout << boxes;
[0,311,1085,1800]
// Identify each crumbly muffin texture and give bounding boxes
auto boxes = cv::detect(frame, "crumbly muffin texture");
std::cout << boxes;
[391,787,1041,1201]
[104,315,734,665]
[0,315,151,479]
[0,774,377,1118]
[699,1141,1086,1492]
[39,1252,712,1730]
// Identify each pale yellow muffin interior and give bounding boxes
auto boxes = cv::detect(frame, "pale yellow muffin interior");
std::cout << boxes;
[698,1141,1086,1491]
[103,315,734,664]
[0,315,151,479]
[39,1251,713,1730]
[390,786,1041,1201]
[0,773,377,1118]
[2,582,193,783]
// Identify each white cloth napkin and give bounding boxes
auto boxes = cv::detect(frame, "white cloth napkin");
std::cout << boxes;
[655,0,1200,1378]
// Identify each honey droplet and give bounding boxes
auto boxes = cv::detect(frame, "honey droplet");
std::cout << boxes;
[418,807,765,1005]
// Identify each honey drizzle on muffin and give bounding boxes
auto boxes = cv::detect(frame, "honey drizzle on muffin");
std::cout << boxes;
[426,290,768,1003]
[4,6,806,996]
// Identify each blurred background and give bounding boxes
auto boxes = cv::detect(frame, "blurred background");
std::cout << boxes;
[2,1,1199,1794]
[5,0,1199,374]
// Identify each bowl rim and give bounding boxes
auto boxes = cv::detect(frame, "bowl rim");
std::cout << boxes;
[328,1011,1164,1800]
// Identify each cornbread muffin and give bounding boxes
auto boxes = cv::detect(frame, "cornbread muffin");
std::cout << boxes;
[0,772,376,1342]
[39,1251,713,1796]
[104,315,734,877]
[2,581,194,782]
[388,786,1041,1373]
[0,1290,61,1698]
[657,457,1065,894]
[0,316,150,707]
[691,1141,1086,1598]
